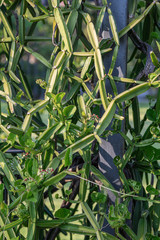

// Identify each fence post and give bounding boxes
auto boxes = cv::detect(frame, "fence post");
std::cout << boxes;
[99,0,128,233]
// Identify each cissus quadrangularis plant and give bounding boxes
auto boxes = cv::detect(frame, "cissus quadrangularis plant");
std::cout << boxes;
[0,0,160,239]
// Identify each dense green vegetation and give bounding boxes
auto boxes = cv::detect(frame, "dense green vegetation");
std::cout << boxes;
[0,0,160,239]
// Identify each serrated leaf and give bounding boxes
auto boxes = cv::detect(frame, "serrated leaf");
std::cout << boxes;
[91,191,107,204]
[128,179,142,193]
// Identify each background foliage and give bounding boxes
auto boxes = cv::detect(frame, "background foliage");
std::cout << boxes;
[0,0,160,239]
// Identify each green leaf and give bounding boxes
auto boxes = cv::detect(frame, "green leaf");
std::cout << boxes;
[137,1,146,8]
[55,208,71,219]
[107,206,121,228]
[54,92,65,104]
[91,191,107,204]
[143,146,160,162]
[146,185,159,195]
[16,204,29,219]
[151,32,160,41]
[146,109,157,122]
[27,191,38,203]
[14,179,23,187]
[118,204,131,220]
[107,204,130,229]
[128,179,142,193]
[63,105,76,119]
[108,206,118,221]
[19,127,34,147]
[7,133,16,145]
[149,68,160,82]
[150,126,160,136]
[65,189,72,196]
[146,233,160,240]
